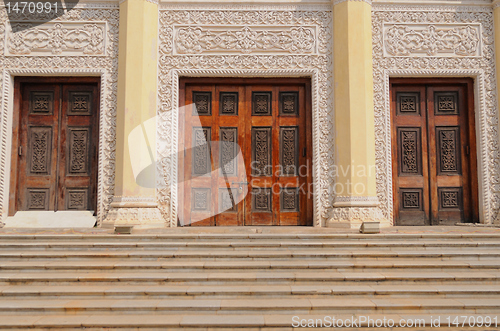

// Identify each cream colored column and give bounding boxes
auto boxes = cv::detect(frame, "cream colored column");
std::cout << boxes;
[103,0,163,228]
[329,0,385,228]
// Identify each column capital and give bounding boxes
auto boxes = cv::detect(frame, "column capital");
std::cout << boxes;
[333,0,372,6]
[494,0,500,10]
[119,0,159,5]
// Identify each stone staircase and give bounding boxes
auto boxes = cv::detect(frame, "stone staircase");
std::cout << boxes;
[0,231,500,329]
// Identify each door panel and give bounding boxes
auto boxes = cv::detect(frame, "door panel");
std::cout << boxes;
[14,80,99,213]
[391,79,478,225]
[18,84,61,211]
[181,79,312,226]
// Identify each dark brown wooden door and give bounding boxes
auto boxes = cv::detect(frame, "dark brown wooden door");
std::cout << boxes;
[13,79,99,213]
[391,79,478,225]
[180,78,312,226]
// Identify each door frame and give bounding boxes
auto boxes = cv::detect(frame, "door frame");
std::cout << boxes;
[8,76,101,216]
[390,77,479,225]
[179,77,314,226]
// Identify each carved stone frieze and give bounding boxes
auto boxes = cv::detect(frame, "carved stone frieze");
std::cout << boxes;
[383,24,481,57]
[0,6,119,226]
[372,4,500,224]
[6,22,106,56]
[174,25,316,55]
[158,6,333,227]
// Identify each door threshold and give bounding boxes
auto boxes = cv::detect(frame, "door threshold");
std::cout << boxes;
[4,211,96,228]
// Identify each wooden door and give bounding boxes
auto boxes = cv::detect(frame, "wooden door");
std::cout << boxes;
[11,78,99,214]
[180,78,312,226]
[391,79,478,225]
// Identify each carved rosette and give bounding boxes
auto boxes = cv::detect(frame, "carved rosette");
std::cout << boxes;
[372,5,500,224]
[0,7,119,226]
[157,6,334,227]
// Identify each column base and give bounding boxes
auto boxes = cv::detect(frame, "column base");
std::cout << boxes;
[102,197,166,229]
[328,206,388,230]
[328,196,389,230]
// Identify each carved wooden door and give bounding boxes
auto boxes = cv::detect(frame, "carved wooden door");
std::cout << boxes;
[180,78,312,226]
[14,80,99,212]
[391,79,478,225]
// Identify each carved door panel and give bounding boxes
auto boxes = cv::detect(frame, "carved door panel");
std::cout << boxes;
[181,79,312,226]
[391,80,478,225]
[18,84,61,211]
[58,84,99,211]
[15,81,99,212]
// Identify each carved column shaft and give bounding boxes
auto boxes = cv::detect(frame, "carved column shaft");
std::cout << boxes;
[104,0,163,228]
[330,0,384,228]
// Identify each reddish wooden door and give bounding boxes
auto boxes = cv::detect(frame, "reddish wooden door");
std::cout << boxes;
[12,79,99,213]
[391,79,478,225]
[180,78,312,226]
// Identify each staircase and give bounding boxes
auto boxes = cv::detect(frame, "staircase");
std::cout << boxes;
[0,230,500,329]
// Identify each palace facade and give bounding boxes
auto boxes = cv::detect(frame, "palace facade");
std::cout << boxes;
[1,0,499,229]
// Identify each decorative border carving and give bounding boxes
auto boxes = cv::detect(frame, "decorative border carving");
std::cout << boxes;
[5,21,107,56]
[0,7,119,226]
[158,6,333,227]
[372,4,500,224]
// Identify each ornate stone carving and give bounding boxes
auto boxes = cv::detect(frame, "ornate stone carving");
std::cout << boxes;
[158,6,333,227]
[175,26,316,54]
[372,4,500,224]
[0,6,119,226]
[6,22,106,56]
[383,24,481,57]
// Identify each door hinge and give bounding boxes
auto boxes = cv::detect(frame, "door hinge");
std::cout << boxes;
[18,146,22,156]
[465,145,470,155]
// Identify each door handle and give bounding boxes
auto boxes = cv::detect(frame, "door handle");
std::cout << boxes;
[231,181,249,185]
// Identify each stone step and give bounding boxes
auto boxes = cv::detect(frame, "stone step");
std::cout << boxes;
[1,240,500,250]
[1,249,500,260]
[1,233,500,241]
[0,297,498,314]
[1,270,499,285]
[2,313,499,329]
[1,284,500,298]
[0,259,499,271]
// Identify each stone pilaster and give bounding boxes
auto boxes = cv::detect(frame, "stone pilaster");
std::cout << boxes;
[329,0,386,229]
[103,0,163,228]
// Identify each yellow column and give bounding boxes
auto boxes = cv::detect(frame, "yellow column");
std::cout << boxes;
[103,0,163,228]
[329,0,384,228]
